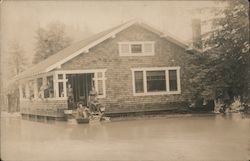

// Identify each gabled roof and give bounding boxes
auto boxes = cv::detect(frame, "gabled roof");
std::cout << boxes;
[15,19,201,80]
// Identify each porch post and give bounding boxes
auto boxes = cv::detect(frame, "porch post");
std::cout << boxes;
[19,84,23,99]
[41,76,46,98]
[33,79,38,99]
[53,73,59,98]
[63,73,67,98]
[94,72,98,93]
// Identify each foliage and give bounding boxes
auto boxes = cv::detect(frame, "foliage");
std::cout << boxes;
[7,41,28,112]
[8,41,28,76]
[191,0,249,101]
[33,22,72,64]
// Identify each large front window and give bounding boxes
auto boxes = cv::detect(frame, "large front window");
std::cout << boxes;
[132,67,181,96]
[146,71,166,92]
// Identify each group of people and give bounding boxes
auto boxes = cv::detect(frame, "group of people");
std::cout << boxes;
[70,85,105,119]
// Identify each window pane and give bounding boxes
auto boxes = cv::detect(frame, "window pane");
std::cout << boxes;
[97,80,103,95]
[169,70,177,91]
[146,71,166,92]
[58,74,63,79]
[30,81,35,98]
[45,76,54,98]
[37,78,43,98]
[58,82,64,97]
[134,71,144,93]
[131,44,142,53]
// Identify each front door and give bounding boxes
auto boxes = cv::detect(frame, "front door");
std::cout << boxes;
[66,73,94,106]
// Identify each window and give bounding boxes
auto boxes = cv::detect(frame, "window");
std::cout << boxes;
[57,74,67,98]
[29,80,34,99]
[19,84,26,99]
[58,82,64,97]
[169,70,177,91]
[146,71,166,92]
[119,41,155,56]
[134,71,144,93]
[45,76,54,98]
[97,80,104,95]
[93,71,106,97]
[131,44,142,53]
[132,67,180,96]
[37,78,43,98]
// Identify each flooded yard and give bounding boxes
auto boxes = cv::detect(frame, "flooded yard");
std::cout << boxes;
[1,113,250,161]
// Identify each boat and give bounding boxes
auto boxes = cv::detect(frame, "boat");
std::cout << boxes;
[64,109,109,124]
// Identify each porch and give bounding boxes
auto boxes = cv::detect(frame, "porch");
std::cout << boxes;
[18,69,106,119]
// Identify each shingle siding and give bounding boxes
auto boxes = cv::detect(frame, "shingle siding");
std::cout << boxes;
[20,99,67,117]
[60,24,193,113]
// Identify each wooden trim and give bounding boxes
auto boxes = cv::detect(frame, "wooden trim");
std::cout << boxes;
[56,69,107,74]
[143,70,147,93]
[55,69,107,99]
[19,71,55,83]
[165,70,169,92]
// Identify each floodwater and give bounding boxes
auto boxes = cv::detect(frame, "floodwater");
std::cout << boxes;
[1,113,250,161]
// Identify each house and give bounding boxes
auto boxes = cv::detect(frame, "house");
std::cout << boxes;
[14,19,200,120]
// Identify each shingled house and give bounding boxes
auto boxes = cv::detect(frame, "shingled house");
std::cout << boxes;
[15,19,200,119]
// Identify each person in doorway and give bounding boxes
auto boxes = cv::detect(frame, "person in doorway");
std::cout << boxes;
[67,83,75,109]
[38,83,48,99]
[67,83,73,100]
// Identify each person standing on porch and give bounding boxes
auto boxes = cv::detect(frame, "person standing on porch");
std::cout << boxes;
[88,86,99,112]
[67,84,73,99]
[67,83,74,109]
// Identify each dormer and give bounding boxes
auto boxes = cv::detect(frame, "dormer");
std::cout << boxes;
[118,41,155,56]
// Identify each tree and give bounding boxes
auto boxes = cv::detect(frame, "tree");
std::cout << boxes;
[7,41,28,112]
[8,41,28,76]
[33,22,72,64]
[191,0,249,102]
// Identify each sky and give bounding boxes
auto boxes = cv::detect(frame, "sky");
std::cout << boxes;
[0,0,225,81]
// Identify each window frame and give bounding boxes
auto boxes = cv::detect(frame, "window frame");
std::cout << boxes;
[131,67,181,96]
[118,41,155,56]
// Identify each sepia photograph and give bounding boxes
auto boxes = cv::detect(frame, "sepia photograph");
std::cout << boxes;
[0,0,249,160]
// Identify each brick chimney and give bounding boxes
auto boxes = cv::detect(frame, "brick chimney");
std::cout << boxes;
[192,19,202,49]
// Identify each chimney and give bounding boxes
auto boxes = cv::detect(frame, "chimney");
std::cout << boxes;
[192,19,202,49]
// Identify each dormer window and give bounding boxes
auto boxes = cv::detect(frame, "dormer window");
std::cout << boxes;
[131,44,142,53]
[118,41,155,56]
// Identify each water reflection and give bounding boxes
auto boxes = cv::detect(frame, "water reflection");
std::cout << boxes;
[1,113,250,161]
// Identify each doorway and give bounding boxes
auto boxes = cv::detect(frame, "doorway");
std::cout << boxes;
[66,73,94,106]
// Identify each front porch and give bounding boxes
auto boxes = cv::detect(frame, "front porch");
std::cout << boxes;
[18,69,106,120]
